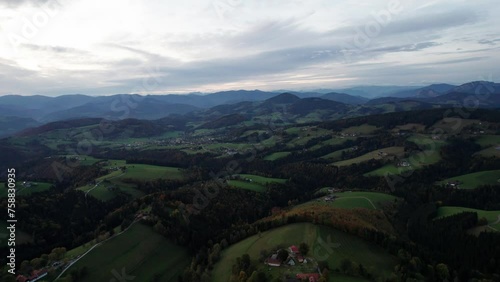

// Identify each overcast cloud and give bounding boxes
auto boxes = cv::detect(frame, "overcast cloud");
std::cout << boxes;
[0,0,499,96]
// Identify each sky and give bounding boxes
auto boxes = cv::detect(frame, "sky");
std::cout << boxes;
[0,0,499,96]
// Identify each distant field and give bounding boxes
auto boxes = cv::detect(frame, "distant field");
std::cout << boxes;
[475,135,500,147]
[432,118,481,133]
[341,124,379,135]
[0,181,53,198]
[333,147,404,167]
[437,170,500,189]
[123,164,184,181]
[435,207,500,231]
[212,223,396,282]
[228,174,287,192]
[476,146,500,158]
[53,155,102,166]
[264,151,291,161]
[285,126,333,148]
[78,162,184,201]
[296,192,398,210]
[321,148,347,160]
[365,135,446,176]
[393,123,425,132]
[61,223,190,282]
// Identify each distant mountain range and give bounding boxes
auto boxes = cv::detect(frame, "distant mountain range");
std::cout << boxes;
[0,81,498,137]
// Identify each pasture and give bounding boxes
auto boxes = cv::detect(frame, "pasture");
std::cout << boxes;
[341,124,379,135]
[475,135,500,147]
[0,181,53,198]
[264,151,291,161]
[77,162,184,201]
[228,174,287,192]
[333,147,404,167]
[435,207,500,231]
[365,135,446,176]
[437,170,500,189]
[212,223,396,282]
[476,146,500,158]
[297,192,398,210]
[431,118,481,134]
[60,223,190,282]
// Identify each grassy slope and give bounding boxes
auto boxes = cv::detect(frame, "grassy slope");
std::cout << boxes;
[228,174,287,192]
[437,170,500,189]
[365,134,446,176]
[212,223,396,282]
[77,162,184,201]
[296,192,398,210]
[264,151,291,161]
[333,147,404,167]
[475,135,500,147]
[61,223,190,282]
[0,182,52,198]
[476,146,500,158]
[341,124,379,134]
[435,207,500,230]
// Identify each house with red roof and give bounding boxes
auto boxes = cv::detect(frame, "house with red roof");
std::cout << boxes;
[289,245,300,255]
[296,273,320,282]
[265,253,282,267]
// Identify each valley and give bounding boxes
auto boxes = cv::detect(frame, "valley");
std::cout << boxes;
[0,82,499,282]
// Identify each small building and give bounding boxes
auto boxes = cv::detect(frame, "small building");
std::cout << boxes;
[286,257,296,266]
[289,245,300,255]
[296,255,305,263]
[265,254,281,267]
[397,160,411,167]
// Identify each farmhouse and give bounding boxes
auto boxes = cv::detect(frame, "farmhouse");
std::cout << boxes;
[289,245,300,255]
[265,254,281,267]
[397,160,411,167]
[324,195,336,202]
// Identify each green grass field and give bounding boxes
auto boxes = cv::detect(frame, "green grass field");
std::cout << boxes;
[435,207,500,231]
[432,118,481,133]
[341,124,379,135]
[122,164,184,181]
[333,147,404,167]
[60,223,190,282]
[297,192,398,210]
[321,148,346,160]
[78,163,184,201]
[476,146,500,158]
[475,135,500,147]
[264,151,291,161]
[228,174,287,192]
[212,223,396,282]
[0,181,53,198]
[437,170,500,189]
[365,135,446,176]
[393,123,425,132]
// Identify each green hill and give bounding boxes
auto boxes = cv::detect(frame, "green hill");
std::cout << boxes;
[437,170,500,189]
[212,223,396,282]
[60,223,190,282]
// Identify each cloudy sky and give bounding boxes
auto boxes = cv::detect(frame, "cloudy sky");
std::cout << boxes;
[0,0,499,96]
